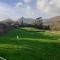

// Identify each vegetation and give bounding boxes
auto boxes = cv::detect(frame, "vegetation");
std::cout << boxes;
[0,27,60,60]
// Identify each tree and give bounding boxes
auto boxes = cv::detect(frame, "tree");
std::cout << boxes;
[20,16,24,26]
[3,18,14,25]
[35,17,43,29]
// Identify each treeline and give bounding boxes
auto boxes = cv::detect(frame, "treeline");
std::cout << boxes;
[0,17,50,34]
[0,17,60,34]
[16,17,49,30]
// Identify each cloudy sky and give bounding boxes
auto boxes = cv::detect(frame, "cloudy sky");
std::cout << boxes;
[0,0,60,20]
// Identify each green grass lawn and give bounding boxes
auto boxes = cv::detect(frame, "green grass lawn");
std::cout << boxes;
[0,27,60,60]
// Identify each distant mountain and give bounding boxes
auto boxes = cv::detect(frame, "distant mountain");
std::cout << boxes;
[49,16,60,22]
[18,17,33,21]
[18,17,35,24]
[0,18,15,25]
[43,16,60,25]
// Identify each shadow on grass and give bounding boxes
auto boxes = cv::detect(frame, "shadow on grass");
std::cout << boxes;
[1,28,60,40]
[0,28,60,60]
[0,39,60,60]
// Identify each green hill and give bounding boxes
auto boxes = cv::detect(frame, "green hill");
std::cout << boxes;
[0,27,60,60]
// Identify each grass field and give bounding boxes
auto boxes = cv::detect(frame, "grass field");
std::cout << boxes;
[0,27,60,60]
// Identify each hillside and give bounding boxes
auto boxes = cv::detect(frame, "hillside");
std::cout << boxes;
[50,16,60,21]
[0,27,60,60]
[43,16,60,25]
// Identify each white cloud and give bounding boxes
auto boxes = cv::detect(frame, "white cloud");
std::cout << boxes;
[37,0,60,17]
[23,0,31,3]
[0,2,19,20]
[16,2,23,8]
[16,2,34,18]
[25,6,34,18]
